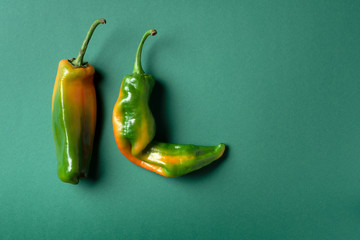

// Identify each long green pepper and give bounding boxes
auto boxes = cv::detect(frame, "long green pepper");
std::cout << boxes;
[112,29,225,177]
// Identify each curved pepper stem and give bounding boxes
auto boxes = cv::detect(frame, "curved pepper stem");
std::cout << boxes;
[133,29,157,74]
[71,18,106,67]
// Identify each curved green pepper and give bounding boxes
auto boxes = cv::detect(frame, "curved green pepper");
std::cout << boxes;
[52,19,106,184]
[113,29,225,177]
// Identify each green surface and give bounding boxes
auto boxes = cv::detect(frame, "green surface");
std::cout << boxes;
[1,0,360,239]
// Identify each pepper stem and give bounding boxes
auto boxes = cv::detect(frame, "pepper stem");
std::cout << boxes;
[133,29,157,74]
[71,18,106,67]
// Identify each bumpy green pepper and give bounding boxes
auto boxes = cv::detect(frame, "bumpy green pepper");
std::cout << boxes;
[112,29,225,177]
[52,19,106,184]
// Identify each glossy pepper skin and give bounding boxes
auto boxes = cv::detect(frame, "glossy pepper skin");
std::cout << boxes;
[113,29,225,177]
[52,19,106,184]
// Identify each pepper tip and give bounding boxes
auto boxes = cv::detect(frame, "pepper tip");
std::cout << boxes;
[151,29,157,36]
[99,18,106,24]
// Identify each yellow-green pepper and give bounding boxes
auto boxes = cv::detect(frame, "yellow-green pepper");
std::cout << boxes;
[52,19,106,184]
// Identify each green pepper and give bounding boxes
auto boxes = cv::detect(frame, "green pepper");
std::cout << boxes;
[52,19,106,184]
[112,29,225,177]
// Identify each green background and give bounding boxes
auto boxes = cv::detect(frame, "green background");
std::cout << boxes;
[1,0,360,239]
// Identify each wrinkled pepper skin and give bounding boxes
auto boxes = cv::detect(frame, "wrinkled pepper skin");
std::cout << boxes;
[52,60,96,184]
[113,29,225,177]
[51,19,105,184]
